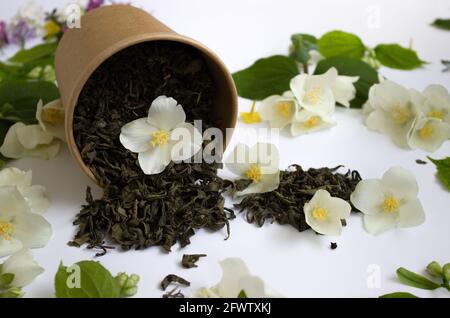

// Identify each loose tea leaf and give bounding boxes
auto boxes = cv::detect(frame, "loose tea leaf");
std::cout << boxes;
[415,159,427,165]
[161,274,190,291]
[72,41,235,254]
[330,242,338,250]
[235,165,361,232]
[182,254,207,268]
[162,287,185,298]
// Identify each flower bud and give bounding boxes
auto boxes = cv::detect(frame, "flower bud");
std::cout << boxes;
[115,272,128,288]
[125,274,140,289]
[122,286,138,297]
[443,263,450,281]
[426,261,443,278]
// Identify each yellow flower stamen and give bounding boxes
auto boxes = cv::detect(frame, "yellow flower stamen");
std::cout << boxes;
[391,103,411,124]
[42,108,64,125]
[382,195,399,213]
[306,87,321,105]
[312,207,328,221]
[44,20,61,37]
[276,102,291,118]
[0,221,14,241]
[240,101,262,124]
[303,116,320,128]
[245,164,262,183]
[427,109,444,120]
[151,129,170,147]
[419,124,434,138]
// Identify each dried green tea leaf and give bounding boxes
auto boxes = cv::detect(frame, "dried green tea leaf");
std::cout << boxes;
[182,254,207,268]
[162,287,185,298]
[161,274,190,291]
[415,159,427,165]
[236,165,361,232]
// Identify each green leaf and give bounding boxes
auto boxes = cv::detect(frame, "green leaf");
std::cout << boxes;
[232,55,300,100]
[374,44,426,70]
[289,33,318,64]
[314,56,379,108]
[317,30,366,59]
[396,267,441,290]
[432,18,450,30]
[379,292,419,298]
[55,261,121,298]
[9,42,58,65]
[428,157,450,190]
[0,79,59,124]
[237,290,248,298]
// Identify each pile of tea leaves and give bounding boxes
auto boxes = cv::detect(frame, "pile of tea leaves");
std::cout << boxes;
[235,165,362,232]
[71,41,234,254]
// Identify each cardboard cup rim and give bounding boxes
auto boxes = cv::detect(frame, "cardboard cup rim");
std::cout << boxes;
[65,33,237,183]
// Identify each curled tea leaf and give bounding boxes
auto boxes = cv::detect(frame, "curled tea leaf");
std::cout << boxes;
[182,254,207,269]
[161,274,190,291]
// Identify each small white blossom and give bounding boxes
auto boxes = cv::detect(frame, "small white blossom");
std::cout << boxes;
[119,96,203,175]
[304,190,351,236]
[350,167,425,235]
[0,186,52,257]
[36,99,66,141]
[193,258,282,298]
[259,92,298,128]
[365,80,417,148]
[411,85,450,123]
[407,116,450,152]
[1,249,44,288]
[0,167,49,215]
[290,109,336,136]
[226,143,280,196]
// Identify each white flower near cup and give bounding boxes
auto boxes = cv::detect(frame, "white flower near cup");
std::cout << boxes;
[193,257,282,298]
[350,167,425,235]
[226,142,280,196]
[119,95,203,175]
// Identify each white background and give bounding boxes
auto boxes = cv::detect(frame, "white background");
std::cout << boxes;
[0,0,449,298]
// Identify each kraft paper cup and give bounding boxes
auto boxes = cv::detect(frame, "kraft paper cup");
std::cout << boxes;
[55,5,238,183]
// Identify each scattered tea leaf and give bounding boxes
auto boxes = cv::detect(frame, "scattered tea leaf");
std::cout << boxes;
[161,274,190,291]
[317,30,366,59]
[379,292,419,298]
[232,55,300,100]
[55,261,121,298]
[236,165,361,232]
[330,242,338,250]
[396,267,441,290]
[428,157,450,191]
[163,287,185,298]
[431,18,450,31]
[182,254,207,268]
[314,56,379,108]
[374,44,426,70]
[442,60,450,72]
[415,159,427,165]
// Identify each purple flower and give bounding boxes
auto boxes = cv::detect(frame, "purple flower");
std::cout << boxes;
[8,19,36,46]
[0,21,8,47]
[86,0,105,12]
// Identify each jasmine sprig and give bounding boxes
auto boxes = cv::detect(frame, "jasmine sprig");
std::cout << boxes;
[380,261,450,298]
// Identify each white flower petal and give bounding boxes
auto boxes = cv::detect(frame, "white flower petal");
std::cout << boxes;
[350,179,385,215]
[0,186,30,218]
[36,99,66,141]
[214,258,251,298]
[225,143,251,177]
[369,80,411,112]
[120,118,154,153]
[14,212,52,249]
[0,167,32,187]
[170,122,203,162]
[16,124,54,149]
[398,198,425,228]
[138,146,172,175]
[0,238,23,258]
[422,85,450,110]
[2,249,44,288]
[259,95,297,128]
[291,110,335,136]
[290,74,307,103]
[407,118,450,152]
[20,185,49,215]
[236,170,280,196]
[363,212,398,235]
[332,75,358,107]
[321,196,351,219]
[366,109,412,148]
[192,287,220,298]
[147,96,186,131]
[381,166,418,199]
[239,276,267,298]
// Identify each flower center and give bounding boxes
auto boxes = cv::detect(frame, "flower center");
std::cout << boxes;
[382,196,399,213]
[303,116,320,128]
[276,102,291,118]
[427,109,444,120]
[42,108,64,125]
[151,129,170,147]
[0,221,14,241]
[306,87,321,105]
[245,164,262,183]
[312,207,328,221]
[419,124,433,138]
[391,104,411,124]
